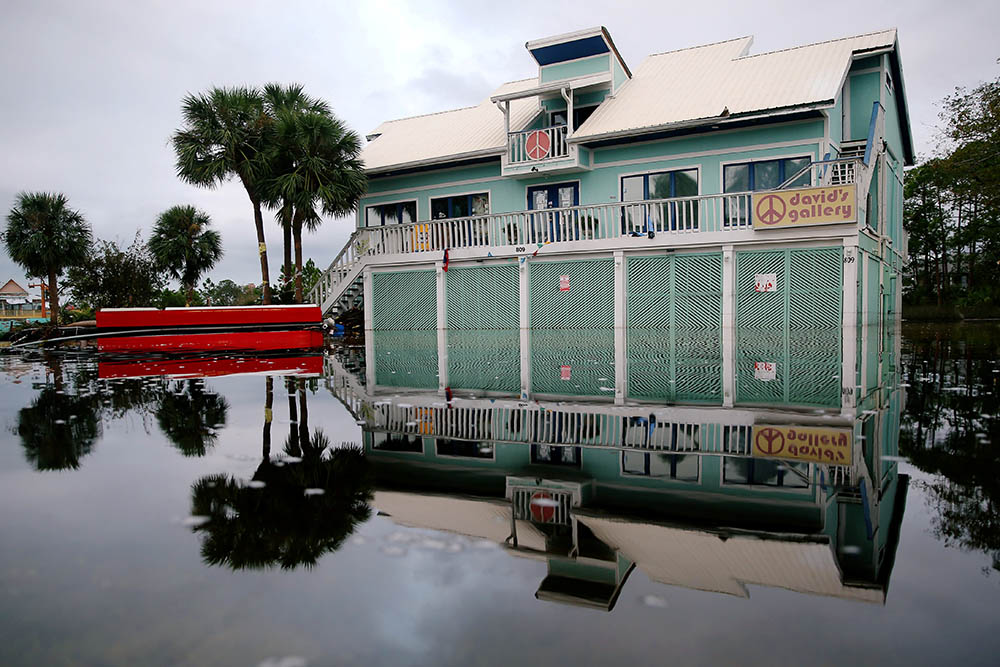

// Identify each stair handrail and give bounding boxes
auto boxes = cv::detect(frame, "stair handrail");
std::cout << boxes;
[307,228,371,306]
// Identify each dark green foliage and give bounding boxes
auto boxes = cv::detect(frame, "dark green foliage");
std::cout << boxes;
[149,206,223,306]
[905,73,1000,316]
[899,322,1000,574]
[15,376,100,471]
[3,192,93,324]
[199,278,261,306]
[172,87,273,304]
[67,233,164,309]
[189,436,373,570]
[156,380,229,457]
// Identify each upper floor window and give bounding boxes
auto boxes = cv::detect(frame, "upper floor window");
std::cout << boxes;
[431,193,489,220]
[723,156,811,193]
[622,451,699,481]
[621,169,698,202]
[365,200,416,227]
[372,432,422,453]
[621,169,699,231]
[722,457,809,488]
[549,105,598,129]
[436,439,495,459]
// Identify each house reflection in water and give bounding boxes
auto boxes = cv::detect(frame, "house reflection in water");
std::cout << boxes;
[327,322,906,610]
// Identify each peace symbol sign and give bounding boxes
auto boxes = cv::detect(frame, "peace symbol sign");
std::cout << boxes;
[525,130,551,160]
[754,427,786,455]
[755,194,787,225]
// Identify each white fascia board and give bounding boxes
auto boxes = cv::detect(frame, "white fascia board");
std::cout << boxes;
[569,102,835,145]
[490,74,611,104]
[365,147,506,176]
[525,26,605,51]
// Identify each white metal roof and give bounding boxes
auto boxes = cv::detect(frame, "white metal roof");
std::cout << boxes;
[574,29,898,141]
[579,514,884,603]
[360,79,540,174]
[361,29,900,173]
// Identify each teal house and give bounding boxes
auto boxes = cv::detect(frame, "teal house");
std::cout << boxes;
[311,27,913,414]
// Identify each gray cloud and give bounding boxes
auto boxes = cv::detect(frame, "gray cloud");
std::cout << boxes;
[1,0,996,292]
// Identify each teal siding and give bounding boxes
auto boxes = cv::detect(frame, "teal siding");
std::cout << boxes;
[540,54,610,83]
[849,72,880,141]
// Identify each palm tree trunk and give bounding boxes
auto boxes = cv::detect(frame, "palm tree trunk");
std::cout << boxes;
[185,282,194,307]
[47,269,59,326]
[282,202,293,292]
[262,376,273,461]
[251,198,272,305]
[292,210,304,304]
[297,378,309,448]
[286,378,299,456]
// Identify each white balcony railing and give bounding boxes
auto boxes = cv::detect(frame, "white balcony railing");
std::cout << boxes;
[508,125,569,164]
[309,158,866,312]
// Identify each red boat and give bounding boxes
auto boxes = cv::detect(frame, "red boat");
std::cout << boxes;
[98,353,324,379]
[95,305,324,352]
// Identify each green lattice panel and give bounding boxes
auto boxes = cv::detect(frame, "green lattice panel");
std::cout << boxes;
[735,247,842,408]
[446,264,519,330]
[626,253,722,402]
[372,269,436,331]
[865,254,881,391]
[447,329,520,394]
[372,330,438,389]
[531,329,615,396]
[529,259,614,329]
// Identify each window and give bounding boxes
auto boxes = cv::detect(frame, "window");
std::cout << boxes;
[436,439,495,459]
[365,200,416,227]
[549,105,598,130]
[620,169,699,232]
[372,432,423,453]
[622,451,699,481]
[723,157,811,193]
[430,193,489,219]
[722,457,809,488]
[531,444,581,468]
[723,157,810,227]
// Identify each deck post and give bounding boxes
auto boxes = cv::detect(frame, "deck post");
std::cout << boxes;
[841,240,859,416]
[363,267,375,389]
[519,257,531,400]
[436,262,448,393]
[614,251,626,405]
[722,245,735,407]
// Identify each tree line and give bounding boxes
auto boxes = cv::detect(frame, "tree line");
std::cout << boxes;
[2,82,366,324]
[904,70,999,317]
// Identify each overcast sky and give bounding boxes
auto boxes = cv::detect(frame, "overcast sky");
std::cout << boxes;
[1,0,997,293]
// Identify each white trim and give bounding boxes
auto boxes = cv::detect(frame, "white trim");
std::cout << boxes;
[363,198,419,228]
[722,245,735,407]
[364,174,503,201]
[365,147,504,176]
[428,189,493,220]
[614,250,626,405]
[597,138,820,174]
[849,66,882,76]
[436,262,447,392]
[526,26,605,51]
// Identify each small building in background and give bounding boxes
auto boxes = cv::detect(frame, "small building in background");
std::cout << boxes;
[0,279,44,319]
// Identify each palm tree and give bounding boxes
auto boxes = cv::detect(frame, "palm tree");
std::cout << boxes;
[149,205,223,306]
[264,91,367,302]
[4,192,92,324]
[262,84,330,300]
[155,379,229,457]
[172,87,273,304]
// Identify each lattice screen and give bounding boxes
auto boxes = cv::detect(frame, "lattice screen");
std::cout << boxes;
[627,253,723,402]
[735,247,842,407]
[371,270,436,330]
[371,330,438,389]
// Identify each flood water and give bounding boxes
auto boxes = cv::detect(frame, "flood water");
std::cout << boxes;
[0,322,998,666]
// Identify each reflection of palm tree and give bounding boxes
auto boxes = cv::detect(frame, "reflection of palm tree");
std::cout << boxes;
[189,431,373,570]
[15,386,100,471]
[156,380,229,457]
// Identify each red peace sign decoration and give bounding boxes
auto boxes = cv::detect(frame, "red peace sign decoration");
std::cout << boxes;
[529,491,557,522]
[755,194,787,226]
[525,130,551,160]
[754,427,786,456]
